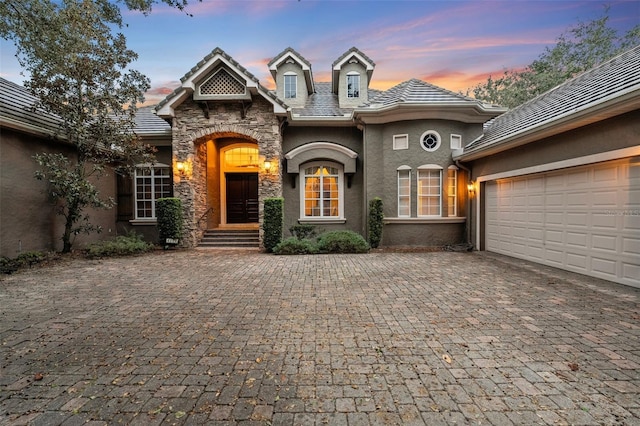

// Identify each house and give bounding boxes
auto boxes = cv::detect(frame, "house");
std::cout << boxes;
[2,45,638,289]
[152,47,505,248]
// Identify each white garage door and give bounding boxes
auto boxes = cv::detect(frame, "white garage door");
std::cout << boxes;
[485,159,640,288]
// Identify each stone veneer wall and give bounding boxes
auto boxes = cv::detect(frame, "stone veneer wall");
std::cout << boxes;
[172,96,283,248]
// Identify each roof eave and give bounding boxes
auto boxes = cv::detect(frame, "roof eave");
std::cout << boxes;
[455,88,640,162]
[0,116,66,141]
[354,103,506,124]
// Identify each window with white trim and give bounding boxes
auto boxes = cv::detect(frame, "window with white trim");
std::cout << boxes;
[347,73,360,98]
[397,166,411,217]
[447,166,457,217]
[284,73,297,99]
[135,165,172,219]
[420,130,441,152]
[450,134,462,150]
[393,134,408,150]
[301,162,343,219]
[417,166,442,216]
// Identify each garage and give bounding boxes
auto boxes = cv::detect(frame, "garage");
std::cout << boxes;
[485,159,640,288]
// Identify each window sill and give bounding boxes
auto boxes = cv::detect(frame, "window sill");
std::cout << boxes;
[298,218,346,225]
[129,219,157,225]
[384,217,466,224]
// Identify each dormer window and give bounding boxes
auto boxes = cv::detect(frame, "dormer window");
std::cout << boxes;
[284,73,297,99]
[347,73,360,98]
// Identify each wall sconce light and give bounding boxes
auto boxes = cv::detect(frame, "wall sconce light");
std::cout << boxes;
[264,160,272,172]
[467,181,476,196]
[174,155,193,180]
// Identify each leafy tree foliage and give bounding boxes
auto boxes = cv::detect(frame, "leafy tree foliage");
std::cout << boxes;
[0,0,181,252]
[470,7,640,108]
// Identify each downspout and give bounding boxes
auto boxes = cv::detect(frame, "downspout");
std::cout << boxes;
[358,120,367,240]
[455,160,473,246]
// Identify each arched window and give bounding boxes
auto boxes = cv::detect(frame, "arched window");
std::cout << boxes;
[301,162,344,219]
[397,165,411,217]
[347,72,360,98]
[284,72,297,99]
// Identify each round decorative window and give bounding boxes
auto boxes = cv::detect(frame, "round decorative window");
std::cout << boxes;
[420,131,441,152]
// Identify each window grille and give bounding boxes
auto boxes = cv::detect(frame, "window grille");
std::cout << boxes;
[200,69,245,95]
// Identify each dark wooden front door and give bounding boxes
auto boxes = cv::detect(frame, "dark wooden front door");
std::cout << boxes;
[226,173,259,223]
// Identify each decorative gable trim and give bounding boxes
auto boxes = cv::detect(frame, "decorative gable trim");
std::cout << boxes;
[156,47,287,118]
[285,141,358,174]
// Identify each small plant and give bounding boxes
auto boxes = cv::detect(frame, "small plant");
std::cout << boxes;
[156,197,183,248]
[317,230,370,254]
[368,197,384,248]
[273,237,319,255]
[289,224,317,240]
[263,198,284,252]
[1,251,52,274]
[85,233,153,258]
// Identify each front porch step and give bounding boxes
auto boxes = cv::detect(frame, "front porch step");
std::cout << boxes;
[199,229,260,248]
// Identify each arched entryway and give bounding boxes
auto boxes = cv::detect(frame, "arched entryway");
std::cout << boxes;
[219,143,260,226]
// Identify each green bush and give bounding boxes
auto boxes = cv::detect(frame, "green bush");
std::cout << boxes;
[317,230,370,254]
[368,197,384,248]
[263,197,284,252]
[156,197,183,247]
[85,233,153,258]
[289,224,317,240]
[1,251,51,274]
[273,237,319,255]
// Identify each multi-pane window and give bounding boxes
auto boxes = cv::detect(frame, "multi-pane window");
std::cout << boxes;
[135,166,171,219]
[417,168,441,216]
[303,163,341,218]
[398,168,411,217]
[447,168,457,217]
[347,74,360,98]
[284,74,297,99]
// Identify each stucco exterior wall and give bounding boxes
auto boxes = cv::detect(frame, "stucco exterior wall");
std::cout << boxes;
[281,126,364,237]
[1,129,118,257]
[273,62,308,108]
[171,95,283,247]
[362,119,480,247]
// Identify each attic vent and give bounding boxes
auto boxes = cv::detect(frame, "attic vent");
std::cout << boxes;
[200,69,245,96]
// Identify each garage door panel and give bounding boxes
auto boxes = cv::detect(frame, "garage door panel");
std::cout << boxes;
[485,159,639,288]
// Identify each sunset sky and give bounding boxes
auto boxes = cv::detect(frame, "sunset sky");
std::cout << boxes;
[1,0,638,105]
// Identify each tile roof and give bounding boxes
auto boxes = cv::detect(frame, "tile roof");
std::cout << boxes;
[462,45,640,157]
[368,78,475,106]
[0,77,170,138]
[0,77,62,137]
[290,82,351,117]
[133,106,171,137]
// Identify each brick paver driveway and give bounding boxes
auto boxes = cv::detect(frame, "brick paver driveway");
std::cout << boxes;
[1,250,639,425]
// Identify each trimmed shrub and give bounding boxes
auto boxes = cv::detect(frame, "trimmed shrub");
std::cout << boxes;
[316,230,370,254]
[273,237,319,255]
[1,251,54,274]
[263,197,284,252]
[85,233,153,258]
[368,197,384,248]
[156,197,183,247]
[289,224,317,240]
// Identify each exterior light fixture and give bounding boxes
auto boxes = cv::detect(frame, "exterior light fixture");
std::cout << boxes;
[264,160,272,172]
[467,181,476,195]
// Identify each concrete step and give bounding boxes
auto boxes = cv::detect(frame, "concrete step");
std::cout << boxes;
[198,229,259,248]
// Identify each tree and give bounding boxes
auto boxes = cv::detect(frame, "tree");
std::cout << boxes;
[470,7,640,108]
[0,0,170,252]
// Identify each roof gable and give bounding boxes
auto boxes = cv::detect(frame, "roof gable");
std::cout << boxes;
[268,47,315,94]
[459,45,640,160]
[156,47,287,118]
[332,47,375,94]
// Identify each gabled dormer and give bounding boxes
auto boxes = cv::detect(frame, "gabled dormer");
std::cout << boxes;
[332,47,375,108]
[268,47,314,108]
